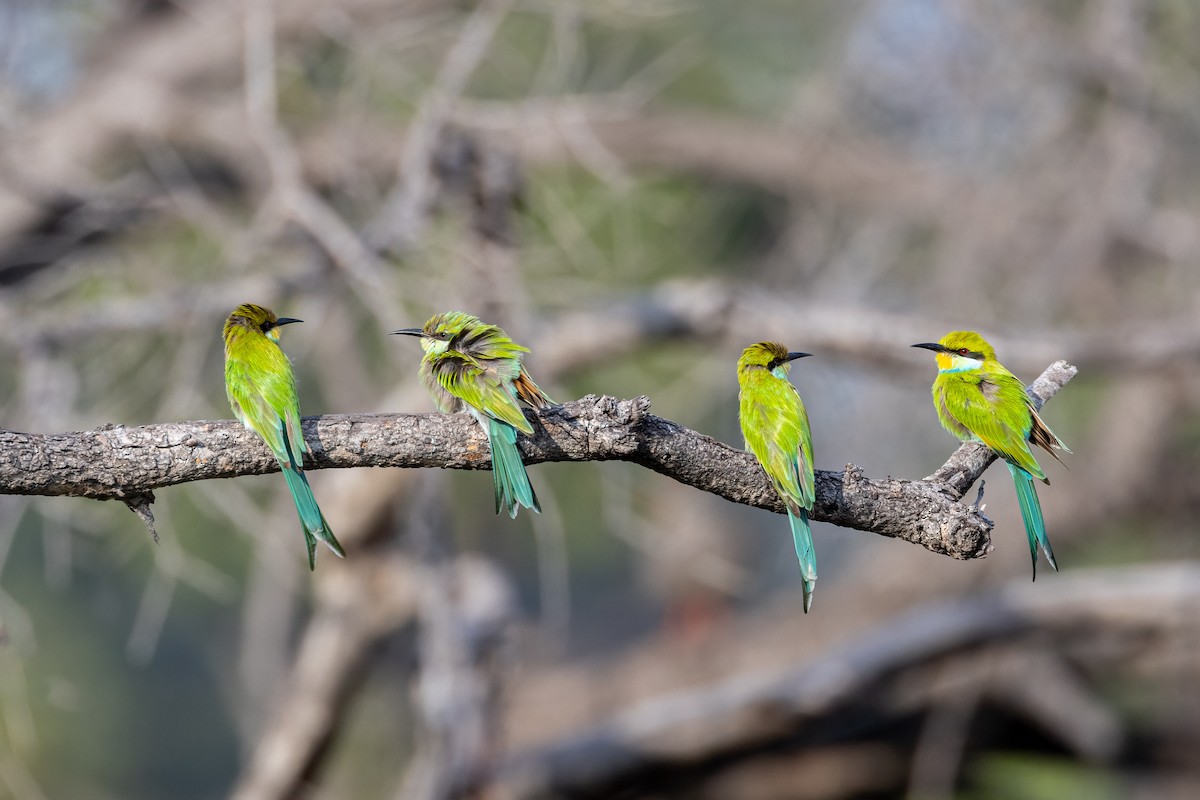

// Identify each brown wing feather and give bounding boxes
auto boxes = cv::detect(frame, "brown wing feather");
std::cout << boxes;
[513,369,553,409]
[1028,405,1069,469]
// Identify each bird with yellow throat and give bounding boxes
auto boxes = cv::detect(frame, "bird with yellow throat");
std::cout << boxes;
[913,331,1070,578]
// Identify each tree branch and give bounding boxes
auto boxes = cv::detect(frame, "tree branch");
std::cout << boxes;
[0,361,1074,559]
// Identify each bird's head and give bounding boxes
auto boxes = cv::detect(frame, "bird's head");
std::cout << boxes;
[391,311,481,355]
[224,303,301,343]
[737,341,811,377]
[911,330,996,373]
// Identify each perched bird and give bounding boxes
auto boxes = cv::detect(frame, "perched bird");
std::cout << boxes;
[737,342,817,612]
[223,303,344,570]
[392,312,552,518]
[913,331,1070,578]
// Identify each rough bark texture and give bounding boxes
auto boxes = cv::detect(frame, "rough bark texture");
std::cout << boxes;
[0,361,1076,560]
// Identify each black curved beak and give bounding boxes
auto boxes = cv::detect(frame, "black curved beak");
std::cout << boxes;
[785,352,812,362]
[275,317,302,326]
[911,342,945,353]
[390,328,424,337]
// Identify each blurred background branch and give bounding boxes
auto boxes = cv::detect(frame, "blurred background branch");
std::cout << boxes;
[1,1,1198,799]
[494,563,1196,799]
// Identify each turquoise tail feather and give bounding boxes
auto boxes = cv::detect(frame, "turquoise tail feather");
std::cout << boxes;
[279,459,345,570]
[1006,461,1057,579]
[487,417,540,518]
[788,508,817,613]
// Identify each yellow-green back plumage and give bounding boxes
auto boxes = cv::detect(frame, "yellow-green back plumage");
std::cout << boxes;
[913,330,1069,577]
[223,303,344,569]
[393,311,552,517]
[737,342,816,611]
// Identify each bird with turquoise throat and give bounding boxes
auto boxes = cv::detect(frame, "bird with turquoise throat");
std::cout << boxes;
[738,342,817,612]
[913,330,1070,578]
[223,303,345,570]
[392,311,553,518]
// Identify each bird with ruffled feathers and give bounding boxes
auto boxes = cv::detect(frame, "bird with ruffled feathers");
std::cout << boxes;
[393,311,552,518]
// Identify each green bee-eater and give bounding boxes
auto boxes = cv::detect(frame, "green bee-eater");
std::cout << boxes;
[738,342,817,612]
[913,331,1070,578]
[392,311,552,518]
[223,303,345,570]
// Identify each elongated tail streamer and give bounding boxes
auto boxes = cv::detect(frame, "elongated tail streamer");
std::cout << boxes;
[788,508,817,613]
[1007,461,1058,579]
[487,417,540,518]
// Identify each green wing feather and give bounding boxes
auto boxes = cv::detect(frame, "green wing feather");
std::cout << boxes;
[935,367,1046,480]
[432,352,533,434]
[741,368,815,510]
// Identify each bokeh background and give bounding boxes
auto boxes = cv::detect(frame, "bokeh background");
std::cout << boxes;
[1,1,1198,798]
